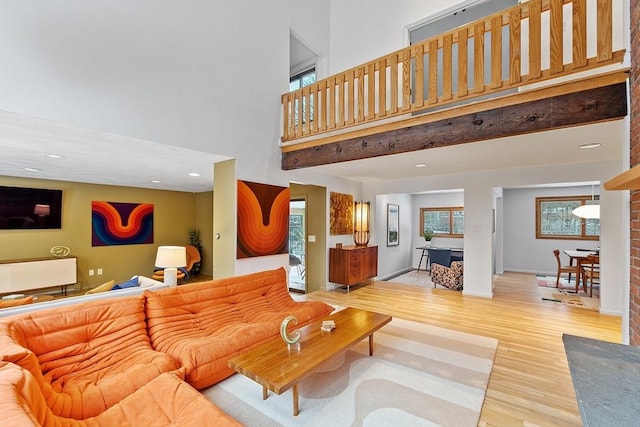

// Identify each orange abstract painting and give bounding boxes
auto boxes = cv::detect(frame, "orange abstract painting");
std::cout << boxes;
[237,180,290,258]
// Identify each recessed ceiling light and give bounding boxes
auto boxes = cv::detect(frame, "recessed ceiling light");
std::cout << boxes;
[188,173,200,177]
[579,143,601,149]
[24,167,41,172]
[45,154,65,159]
[415,163,428,168]
[151,180,161,184]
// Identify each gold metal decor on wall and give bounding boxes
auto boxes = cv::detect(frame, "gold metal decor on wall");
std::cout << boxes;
[330,192,353,235]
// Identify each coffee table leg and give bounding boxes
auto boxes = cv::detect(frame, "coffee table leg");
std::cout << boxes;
[293,384,299,416]
[263,385,268,400]
[369,334,374,356]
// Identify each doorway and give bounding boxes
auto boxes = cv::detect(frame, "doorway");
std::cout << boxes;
[289,199,306,293]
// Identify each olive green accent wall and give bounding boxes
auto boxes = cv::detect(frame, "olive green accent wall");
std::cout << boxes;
[194,191,213,276]
[213,159,236,278]
[291,183,326,293]
[0,176,197,290]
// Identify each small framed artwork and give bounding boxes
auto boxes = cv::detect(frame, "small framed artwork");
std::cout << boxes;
[387,204,399,246]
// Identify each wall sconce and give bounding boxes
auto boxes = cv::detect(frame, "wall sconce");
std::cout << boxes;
[353,201,370,246]
[155,246,187,286]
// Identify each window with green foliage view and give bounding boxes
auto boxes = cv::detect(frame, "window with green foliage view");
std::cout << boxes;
[536,196,599,240]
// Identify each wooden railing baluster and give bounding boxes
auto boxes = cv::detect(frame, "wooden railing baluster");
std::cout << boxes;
[443,34,453,100]
[414,44,425,107]
[378,59,387,118]
[473,22,485,93]
[597,0,612,62]
[390,54,398,114]
[509,8,521,84]
[428,40,438,105]
[529,0,542,79]
[401,50,411,111]
[458,28,469,97]
[491,15,503,88]
[573,0,587,68]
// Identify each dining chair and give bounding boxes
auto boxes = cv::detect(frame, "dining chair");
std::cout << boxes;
[581,254,600,297]
[428,248,452,271]
[553,249,577,288]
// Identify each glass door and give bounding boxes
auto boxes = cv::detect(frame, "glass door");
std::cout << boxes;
[289,199,306,293]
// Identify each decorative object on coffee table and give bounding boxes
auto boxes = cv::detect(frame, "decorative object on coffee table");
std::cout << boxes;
[280,315,301,351]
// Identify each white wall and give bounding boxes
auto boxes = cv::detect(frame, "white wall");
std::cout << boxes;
[328,0,468,73]
[374,193,413,278]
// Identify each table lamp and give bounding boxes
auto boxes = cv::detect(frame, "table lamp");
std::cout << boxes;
[155,246,187,286]
[354,200,370,246]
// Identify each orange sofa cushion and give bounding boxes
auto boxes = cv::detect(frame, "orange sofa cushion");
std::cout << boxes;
[145,267,334,389]
[0,361,241,427]
[0,295,180,419]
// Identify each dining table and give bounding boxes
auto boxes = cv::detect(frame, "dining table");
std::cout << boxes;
[563,249,598,291]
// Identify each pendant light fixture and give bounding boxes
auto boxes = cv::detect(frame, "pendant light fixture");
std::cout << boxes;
[572,184,600,219]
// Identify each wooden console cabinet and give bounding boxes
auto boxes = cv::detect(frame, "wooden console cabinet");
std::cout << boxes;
[0,256,77,296]
[329,245,378,289]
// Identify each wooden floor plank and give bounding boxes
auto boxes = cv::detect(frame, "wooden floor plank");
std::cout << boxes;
[303,272,621,427]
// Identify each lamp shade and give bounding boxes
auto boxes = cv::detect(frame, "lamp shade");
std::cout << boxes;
[155,246,187,268]
[353,201,370,246]
[572,204,600,219]
[34,204,50,216]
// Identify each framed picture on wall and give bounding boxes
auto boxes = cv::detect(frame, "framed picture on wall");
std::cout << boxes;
[387,204,399,246]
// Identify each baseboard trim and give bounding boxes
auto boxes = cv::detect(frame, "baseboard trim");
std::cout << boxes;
[463,290,493,298]
[378,267,415,282]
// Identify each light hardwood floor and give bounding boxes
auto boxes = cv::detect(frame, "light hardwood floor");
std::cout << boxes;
[304,272,621,427]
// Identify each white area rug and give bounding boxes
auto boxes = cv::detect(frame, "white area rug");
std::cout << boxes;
[385,269,433,287]
[202,318,498,427]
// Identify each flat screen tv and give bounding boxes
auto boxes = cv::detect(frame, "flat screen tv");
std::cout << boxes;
[0,186,63,229]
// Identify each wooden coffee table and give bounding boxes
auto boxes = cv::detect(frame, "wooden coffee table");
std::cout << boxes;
[227,307,392,416]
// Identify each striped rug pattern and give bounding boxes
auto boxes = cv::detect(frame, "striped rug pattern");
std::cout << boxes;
[202,318,498,427]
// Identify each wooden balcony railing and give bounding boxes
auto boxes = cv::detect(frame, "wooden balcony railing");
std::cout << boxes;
[281,0,624,144]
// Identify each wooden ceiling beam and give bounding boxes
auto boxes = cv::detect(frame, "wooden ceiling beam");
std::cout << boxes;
[281,81,627,171]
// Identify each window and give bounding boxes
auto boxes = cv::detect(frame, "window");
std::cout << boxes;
[289,68,316,92]
[420,207,464,238]
[536,196,600,240]
[289,68,316,126]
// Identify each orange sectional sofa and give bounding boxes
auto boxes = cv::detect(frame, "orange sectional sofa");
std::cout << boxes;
[145,267,334,389]
[0,362,240,426]
[0,267,333,426]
